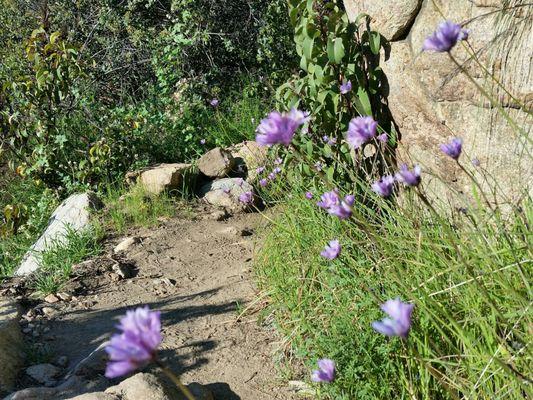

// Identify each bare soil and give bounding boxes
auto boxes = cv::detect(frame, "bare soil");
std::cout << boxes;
[6,207,300,399]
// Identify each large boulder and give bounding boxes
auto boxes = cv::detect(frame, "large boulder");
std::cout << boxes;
[345,0,532,207]
[199,178,255,211]
[344,0,422,40]
[228,141,268,182]
[0,298,24,395]
[197,148,234,178]
[15,192,103,276]
[139,163,192,195]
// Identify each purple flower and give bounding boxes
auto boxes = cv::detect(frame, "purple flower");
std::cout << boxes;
[200,138,206,145]
[322,135,329,142]
[395,164,421,187]
[274,157,283,165]
[347,116,378,149]
[328,199,353,219]
[372,298,414,338]
[422,21,469,53]
[317,190,353,219]
[259,178,268,187]
[273,167,282,174]
[323,136,337,146]
[320,240,341,260]
[311,359,335,383]
[305,191,313,199]
[314,161,323,171]
[256,166,265,174]
[340,80,352,94]
[268,172,276,180]
[377,133,388,143]
[372,175,395,197]
[256,109,309,147]
[105,306,162,378]
[440,137,463,160]
[317,190,340,209]
[210,98,219,107]
[239,191,254,204]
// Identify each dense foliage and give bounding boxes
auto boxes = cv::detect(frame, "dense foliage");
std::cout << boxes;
[0,0,297,191]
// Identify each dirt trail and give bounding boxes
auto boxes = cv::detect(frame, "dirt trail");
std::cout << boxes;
[25,208,298,399]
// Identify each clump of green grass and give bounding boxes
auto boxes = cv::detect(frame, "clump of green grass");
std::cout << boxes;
[33,226,103,295]
[256,178,531,399]
[100,184,179,234]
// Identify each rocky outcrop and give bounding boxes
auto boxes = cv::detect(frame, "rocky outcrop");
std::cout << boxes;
[345,0,532,207]
[139,163,192,195]
[15,192,103,276]
[344,0,422,40]
[0,298,24,395]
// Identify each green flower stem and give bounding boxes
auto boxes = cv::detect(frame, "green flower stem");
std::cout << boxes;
[155,360,196,400]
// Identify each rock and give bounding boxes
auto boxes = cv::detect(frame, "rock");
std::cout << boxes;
[187,383,214,400]
[113,237,140,253]
[227,141,268,182]
[124,171,141,186]
[104,373,179,400]
[41,307,56,317]
[344,0,422,40]
[57,292,72,302]
[44,294,59,304]
[198,178,254,211]
[139,163,192,195]
[25,364,61,386]
[197,148,234,178]
[15,192,103,276]
[104,373,213,400]
[111,262,135,279]
[344,0,532,207]
[69,394,119,400]
[0,298,24,394]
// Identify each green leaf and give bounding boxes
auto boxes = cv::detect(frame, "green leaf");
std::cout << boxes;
[302,36,314,60]
[356,87,372,115]
[369,32,381,55]
[326,166,335,182]
[333,38,345,64]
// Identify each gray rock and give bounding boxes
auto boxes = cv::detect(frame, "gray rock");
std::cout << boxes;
[25,364,61,385]
[199,178,254,211]
[197,148,234,178]
[0,298,24,394]
[139,163,192,195]
[344,0,422,40]
[113,237,140,254]
[227,141,268,182]
[69,394,118,400]
[104,373,179,400]
[15,192,103,276]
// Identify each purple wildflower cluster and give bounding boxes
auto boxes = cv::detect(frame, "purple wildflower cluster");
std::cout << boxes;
[256,108,309,147]
[105,306,162,378]
[372,298,414,338]
[317,189,354,220]
[347,116,378,150]
[422,21,469,53]
[321,240,341,260]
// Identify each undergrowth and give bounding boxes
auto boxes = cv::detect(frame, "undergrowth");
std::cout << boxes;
[256,179,532,399]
